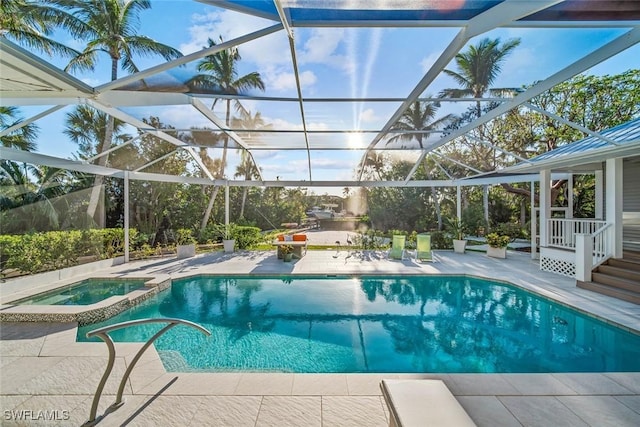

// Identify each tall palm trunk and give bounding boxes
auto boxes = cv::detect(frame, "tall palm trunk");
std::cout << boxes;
[240,187,248,218]
[86,58,118,226]
[199,99,231,232]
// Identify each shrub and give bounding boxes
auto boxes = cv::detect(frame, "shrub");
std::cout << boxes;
[233,226,262,249]
[493,223,523,240]
[486,233,510,248]
[176,228,197,245]
[430,231,452,249]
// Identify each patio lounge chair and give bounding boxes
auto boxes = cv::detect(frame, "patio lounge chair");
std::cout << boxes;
[416,233,432,262]
[389,235,405,260]
[380,379,476,427]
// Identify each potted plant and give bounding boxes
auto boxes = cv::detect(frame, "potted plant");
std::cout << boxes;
[212,223,236,253]
[486,233,510,259]
[280,244,294,262]
[176,228,197,259]
[447,217,468,254]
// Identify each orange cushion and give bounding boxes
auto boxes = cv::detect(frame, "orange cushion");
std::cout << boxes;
[277,235,285,241]
[293,234,307,241]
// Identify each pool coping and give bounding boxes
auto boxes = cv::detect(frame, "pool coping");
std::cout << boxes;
[0,275,171,325]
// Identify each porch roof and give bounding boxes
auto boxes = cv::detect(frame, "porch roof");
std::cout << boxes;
[497,118,640,174]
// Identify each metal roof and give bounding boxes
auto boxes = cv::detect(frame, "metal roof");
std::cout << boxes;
[1,0,639,188]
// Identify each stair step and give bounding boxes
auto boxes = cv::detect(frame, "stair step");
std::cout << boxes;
[608,258,640,272]
[577,281,640,305]
[597,265,640,282]
[591,272,640,293]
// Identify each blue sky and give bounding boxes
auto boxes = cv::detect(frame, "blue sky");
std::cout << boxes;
[16,1,640,195]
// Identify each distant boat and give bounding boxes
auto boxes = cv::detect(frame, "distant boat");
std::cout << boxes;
[306,206,340,219]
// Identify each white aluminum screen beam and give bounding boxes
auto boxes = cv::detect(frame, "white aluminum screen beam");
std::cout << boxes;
[523,102,621,146]
[405,26,640,182]
[134,149,178,172]
[85,135,141,163]
[358,0,562,181]
[96,24,283,92]
[85,99,215,181]
[0,93,91,106]
[0,146,123,177]
[273,0,294,39]
[431,151,483,174]
[190,97,264,182]
[465,135,530,162]
[0,105,65,137]
[288,35,313,181]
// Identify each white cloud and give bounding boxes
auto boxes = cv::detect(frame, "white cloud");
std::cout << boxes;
[311,157,355,170]
[420,52,441,74]
[359,108,378,123]
[299,28,354,74]
[263,68,317,91]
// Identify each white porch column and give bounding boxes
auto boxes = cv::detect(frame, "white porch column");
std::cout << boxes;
[595,169,604,220]
[575,234,593,282]
[456,185,462,220]
[606,158,623,258]
[539,169,551,247]
[567,174,574,219]
[530,180,537,259]
[124,171,130,263]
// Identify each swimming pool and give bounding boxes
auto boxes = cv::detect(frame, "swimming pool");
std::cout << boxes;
[17,278,146,305]
[77,275,640,373]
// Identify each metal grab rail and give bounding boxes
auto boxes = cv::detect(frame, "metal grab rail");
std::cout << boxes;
[83,318,211,426]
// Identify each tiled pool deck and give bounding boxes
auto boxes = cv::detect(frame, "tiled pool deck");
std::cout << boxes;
[1,249,639,426]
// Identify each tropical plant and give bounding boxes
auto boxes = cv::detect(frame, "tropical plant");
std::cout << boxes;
[440,37,521,231]
[233,110,270,218]
[0,0,83,58]
[61,0,183,225]
[188,36,265,230]
[440,37,521,117]
[446,217,468,240]
[175,228,196,245]
[386,100,455,230]
[0,106,39,151]
[486,233,510,248]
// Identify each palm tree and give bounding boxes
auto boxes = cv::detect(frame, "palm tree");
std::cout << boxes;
[386,100,455,230]
[0,161,69,231]
[188,36,265,231]
[232,110,269,218]
[62,0,183,226]
[0,0,84,58]
[0,106,39,150]
[440,37,521,117]
[440,37,520,229]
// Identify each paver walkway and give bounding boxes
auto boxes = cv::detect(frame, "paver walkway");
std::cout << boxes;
[1,250,639,426]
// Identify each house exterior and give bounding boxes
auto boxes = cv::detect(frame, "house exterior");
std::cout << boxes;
[501,118,640,302]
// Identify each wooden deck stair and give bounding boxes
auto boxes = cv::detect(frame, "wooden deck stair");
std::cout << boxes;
[577,251,640,304]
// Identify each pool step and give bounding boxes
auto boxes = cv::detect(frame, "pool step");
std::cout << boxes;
[577,251,640,304]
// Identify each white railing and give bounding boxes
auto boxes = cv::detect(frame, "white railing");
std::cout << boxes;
[548,218,607,249]
[543,219,613,280]
[590,222,614,268]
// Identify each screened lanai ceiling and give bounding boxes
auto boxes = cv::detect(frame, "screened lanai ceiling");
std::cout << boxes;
[1,0,639,189]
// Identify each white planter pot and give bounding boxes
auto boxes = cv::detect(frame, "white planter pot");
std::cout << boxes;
[487,246,507,259]
[176,244,196,259]
[453,239,467,254]
[223,239,235,253]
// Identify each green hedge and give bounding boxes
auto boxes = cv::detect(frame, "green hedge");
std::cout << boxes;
[0,228,137,276]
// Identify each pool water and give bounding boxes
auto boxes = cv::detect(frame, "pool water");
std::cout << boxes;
[77,275,640,373]
[18,279,146,305]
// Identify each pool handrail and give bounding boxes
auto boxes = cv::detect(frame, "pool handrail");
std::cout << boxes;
[83,318,211,426]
